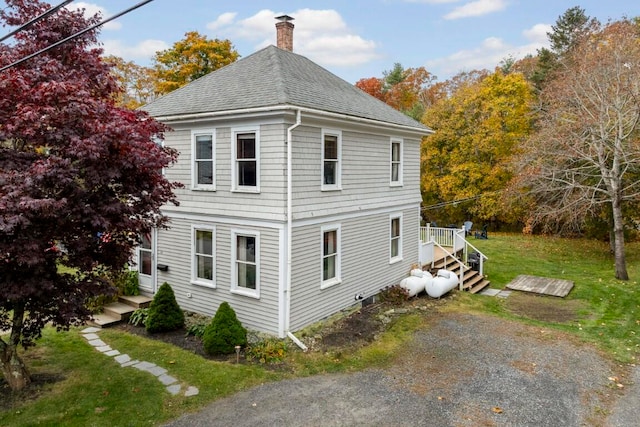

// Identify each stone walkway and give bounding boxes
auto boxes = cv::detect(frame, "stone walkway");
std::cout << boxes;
[80,327,199,397]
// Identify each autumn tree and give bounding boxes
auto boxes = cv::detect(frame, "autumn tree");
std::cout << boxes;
[421,70,535,225]
[104,55,155,109]
[515,19,640,280]
[0,0,179,390]
[153,31,239,95]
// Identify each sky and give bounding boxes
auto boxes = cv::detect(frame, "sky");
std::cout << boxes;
[4,1,640,83]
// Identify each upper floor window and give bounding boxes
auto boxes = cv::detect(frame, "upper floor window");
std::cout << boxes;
[192,131,215,190]
[321,224,341,289]
[390,138,403,186]
[321,129,341,191]
[232,128,260,192]
[231,230,260,298]
[191,225,215,288]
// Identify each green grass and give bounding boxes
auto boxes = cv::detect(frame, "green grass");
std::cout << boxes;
[459,233,640,362]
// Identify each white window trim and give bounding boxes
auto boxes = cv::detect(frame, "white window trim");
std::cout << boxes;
[191,129,216,191]
[191,224,216,288]
[231,126,260,193]
[389,213,403,264]
[231,229,260,299]
[390,138,403,187]
[320,224,342,289]
[321,129,342,191]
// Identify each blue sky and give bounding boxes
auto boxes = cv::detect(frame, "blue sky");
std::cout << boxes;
[6,1,640,83]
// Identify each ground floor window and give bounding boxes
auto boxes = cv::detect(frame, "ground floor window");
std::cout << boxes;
[390,214,402,263]
[232,230,260,298]
[192,226,215,287]
[321,224,341,289]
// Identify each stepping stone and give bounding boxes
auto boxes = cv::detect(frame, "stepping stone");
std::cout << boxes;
[148,366,168,377]
[166,384,181,396]
[81,327,101,334]
[96,345,112,353]
[83,333,100,340]
[479,288,501,297]
[115,354,131,364]
[184,386,199,397]
[132,361,156,371]
[497,290,512,298]
[88,339,107,347]
[158,374,178,385]
[121,359,140,367]
[105,350,120,357]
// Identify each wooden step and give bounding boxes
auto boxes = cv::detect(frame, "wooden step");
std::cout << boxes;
[468,279,491,294]
[119,295,152,309]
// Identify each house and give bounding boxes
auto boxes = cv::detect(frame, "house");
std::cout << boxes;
[138,16,433,338]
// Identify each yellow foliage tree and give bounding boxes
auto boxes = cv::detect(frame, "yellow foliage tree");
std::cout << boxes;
[153,31,239,95]
[104,55,155,109]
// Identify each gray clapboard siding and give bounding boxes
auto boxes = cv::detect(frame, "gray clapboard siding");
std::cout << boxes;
[288,206,419,331]
[155,216,282,335]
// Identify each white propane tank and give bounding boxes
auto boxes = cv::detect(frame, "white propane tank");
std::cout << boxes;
[426,269,458,298]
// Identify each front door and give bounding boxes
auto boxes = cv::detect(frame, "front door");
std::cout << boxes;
[137,230,156,293]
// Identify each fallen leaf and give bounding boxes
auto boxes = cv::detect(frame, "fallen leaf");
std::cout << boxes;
[608,377,619,382]
[492,407,503,414]
[437,396,444,400]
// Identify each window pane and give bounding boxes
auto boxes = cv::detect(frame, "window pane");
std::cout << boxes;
[196,135,212,160]
[391,163,399,182]
[324,136,338,159]
[237,235,256,262]
[391,238,399,258]
[237,134,256,159]
[323,254,336,280]
[237,263,256,289]
[391,142,400,161]
[323,161,336,185]
[197,255,213,280]
[140,251,152,275]
[323,230,336,255]
[391,218,400,238]
[197,161,213,184]
[141,233,152,249]
[237,161,257,186]
[196,230,213,254]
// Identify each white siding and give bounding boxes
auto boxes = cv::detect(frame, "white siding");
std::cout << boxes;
[154,216,282,335]
[288,206,420,331]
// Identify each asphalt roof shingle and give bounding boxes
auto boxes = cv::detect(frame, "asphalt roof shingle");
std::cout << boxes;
[142,45,431,132]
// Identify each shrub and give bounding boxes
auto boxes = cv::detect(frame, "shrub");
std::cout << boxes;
[112,269,139,296]
[246,338,287,364]
[129,308,149,327]
[378,284,410,305]
[146,282,184,333]
[186,323,207,338]
[203,302,247,355]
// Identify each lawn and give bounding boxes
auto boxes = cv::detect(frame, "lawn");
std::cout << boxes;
[1,233,638,426]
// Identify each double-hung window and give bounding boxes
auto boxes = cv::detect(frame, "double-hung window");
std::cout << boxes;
[390,214,402,263]
[390,138,403,186]
[233,128,259,192]
[321,224,341,289]
[231,230,260,298]
[192,226,215,287]
[192,131,215,189]
[321,129,341,190]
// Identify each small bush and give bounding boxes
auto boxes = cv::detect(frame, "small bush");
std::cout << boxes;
[146,282,184,333]
[129,308,149,327]
[378,284,410,305]
[186,323,207,338]
[246,338,287,364]
[112,269,139,296]
[203,302,247,355]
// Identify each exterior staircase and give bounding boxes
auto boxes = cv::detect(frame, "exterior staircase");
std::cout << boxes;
[89,295,152,328]
[431,252,491,294]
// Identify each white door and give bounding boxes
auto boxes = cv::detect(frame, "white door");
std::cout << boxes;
[137,230,156,293]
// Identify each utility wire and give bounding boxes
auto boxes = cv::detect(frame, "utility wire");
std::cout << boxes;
[0,0,74,43]
[0,0,154,73]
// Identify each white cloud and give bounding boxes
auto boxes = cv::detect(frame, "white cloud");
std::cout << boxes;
[425,23,552,78]
[67,2,121,30]
[206,8,380,67]
[444,0,507,20]
[101,39,169,61]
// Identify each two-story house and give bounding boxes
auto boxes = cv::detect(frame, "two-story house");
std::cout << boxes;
[139,16,433,339]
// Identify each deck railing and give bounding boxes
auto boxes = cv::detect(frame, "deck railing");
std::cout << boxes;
[419,225,488,276]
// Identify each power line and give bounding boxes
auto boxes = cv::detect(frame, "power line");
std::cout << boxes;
[0,0,74,43]
[0,0,154,73]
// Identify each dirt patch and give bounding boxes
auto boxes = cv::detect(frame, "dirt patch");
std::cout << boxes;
[504,290,586,323]
[0,373,65,411]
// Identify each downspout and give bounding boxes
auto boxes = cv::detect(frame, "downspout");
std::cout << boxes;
[285,109,307,351]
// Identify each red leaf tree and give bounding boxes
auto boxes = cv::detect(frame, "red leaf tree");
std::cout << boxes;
[0,0,179,390]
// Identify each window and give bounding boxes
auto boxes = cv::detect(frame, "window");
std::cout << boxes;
[321,129,341,190]
[321,224,341,288]
[390,214,402,263]
[390,138,403,186]
[231,230,260,298]
[192,226,215,287]
[232,129,259,192]
[139,233,152,276]
[192,131,215,189]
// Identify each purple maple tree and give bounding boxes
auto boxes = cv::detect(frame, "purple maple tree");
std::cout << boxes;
[0,0,179,390]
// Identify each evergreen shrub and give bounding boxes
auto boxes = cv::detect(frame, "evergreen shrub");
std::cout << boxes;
[146,282,184,333]
[203,301,247,355]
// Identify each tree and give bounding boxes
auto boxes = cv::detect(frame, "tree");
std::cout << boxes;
[0,0,179,390]
[146,282,184,333]
[153,31,239,95]
[516,19,640,280]
[104,55,156,109]
[421,70,535,225]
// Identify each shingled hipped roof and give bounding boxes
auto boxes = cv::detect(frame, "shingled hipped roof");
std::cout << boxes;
[142,45,432,132]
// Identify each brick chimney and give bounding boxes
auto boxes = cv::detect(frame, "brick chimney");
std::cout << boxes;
[275,15,294,51]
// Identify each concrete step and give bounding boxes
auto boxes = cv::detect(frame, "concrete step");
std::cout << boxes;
[89,312,122,328]
[119,295,152,309]
[103,301,136,321]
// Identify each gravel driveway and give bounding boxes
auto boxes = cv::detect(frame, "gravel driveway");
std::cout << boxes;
[165,312,634,427]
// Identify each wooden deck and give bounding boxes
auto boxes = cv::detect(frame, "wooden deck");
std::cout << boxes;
[505,275,574,297]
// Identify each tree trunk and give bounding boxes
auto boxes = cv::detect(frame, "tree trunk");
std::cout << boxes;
[0,304,31,391]
[611,197,629,280]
